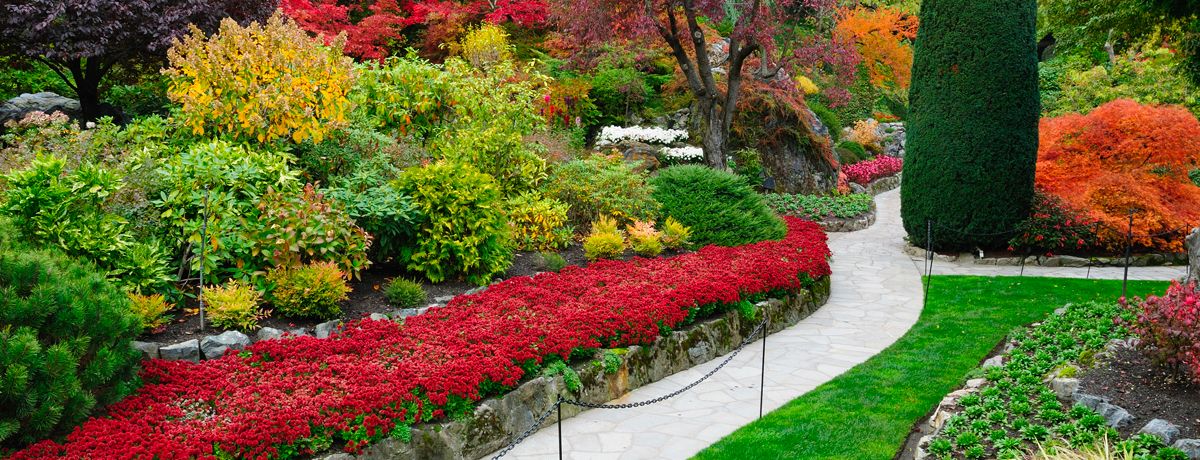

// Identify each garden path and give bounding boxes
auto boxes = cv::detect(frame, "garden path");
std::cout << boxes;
[492,188,1184,460]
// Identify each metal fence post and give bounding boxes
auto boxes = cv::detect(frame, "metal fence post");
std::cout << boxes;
[557,399,563,460]
[759,310,767,419]
[1123,211,1133,299]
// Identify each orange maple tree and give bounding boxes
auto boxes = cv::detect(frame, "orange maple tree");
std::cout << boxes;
[835,6,918,90]
[1037,99,1200,252]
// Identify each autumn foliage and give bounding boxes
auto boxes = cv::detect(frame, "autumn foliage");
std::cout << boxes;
[1037,99,1200,252]
[835,6,918,90]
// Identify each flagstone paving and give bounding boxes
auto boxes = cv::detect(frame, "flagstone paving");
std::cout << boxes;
[492,188,1184,460]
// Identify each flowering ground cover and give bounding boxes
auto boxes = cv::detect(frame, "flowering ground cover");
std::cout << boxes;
[844,155,903,185]
[12,218,830,460]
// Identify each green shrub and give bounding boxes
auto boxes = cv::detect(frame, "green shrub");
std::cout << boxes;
[266,262,349,320]
[902,0,1039,250]
[540,252,567,272]
[385,278,426,308]
[0,56,73,100]
[837,141,870,165]
[129,293,173,333]
[661,216,692,250]
[807,100,843,143]
[590,66,651,126]
[544,154,659,230]
[650,165,786,247]
[0,245,142,448]
[397,161,512,285]
[437,125,547,196]
[505,192,573,251]
[203,280,265,331]
[583,216,625,261]
[730,148,765,186]
[764,193,874,220]
[1047,48,1199,118]
[244,184,372,280]
[1191,169,1200,187]
[325,155,421,260]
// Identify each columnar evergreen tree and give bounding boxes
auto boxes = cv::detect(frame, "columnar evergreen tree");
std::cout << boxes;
[900,0,1040,250]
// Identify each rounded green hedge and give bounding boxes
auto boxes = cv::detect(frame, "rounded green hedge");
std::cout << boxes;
[0,234,142,449]
[901,0,1040,250]
[650,165,786,247]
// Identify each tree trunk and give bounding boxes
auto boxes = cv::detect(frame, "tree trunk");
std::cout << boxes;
[700,98,727,170]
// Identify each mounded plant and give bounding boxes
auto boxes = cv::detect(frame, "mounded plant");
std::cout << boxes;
[396,161,513,285]
[505,192,573,252]
[544,153,659,230]
[203,280,266,331]
[650,165,785,247]
[661,217,692,250]
[129,293,173,333]
[583,216,626,261]
[901,0,1040,250]
[0,243,142,449]
[385,278,426,308]
[626,220,664,257]
[266,262,350,320]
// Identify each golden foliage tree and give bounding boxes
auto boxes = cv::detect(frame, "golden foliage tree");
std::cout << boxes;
[165,12,355,144]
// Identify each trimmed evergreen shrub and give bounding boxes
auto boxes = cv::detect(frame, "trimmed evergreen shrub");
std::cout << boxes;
[384,278,425,308]
[0,235,142,449]
[650,165,786,247]
[901,0,1040,250]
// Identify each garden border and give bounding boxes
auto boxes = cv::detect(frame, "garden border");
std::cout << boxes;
[816,174,899,233]
[309,277,831,460]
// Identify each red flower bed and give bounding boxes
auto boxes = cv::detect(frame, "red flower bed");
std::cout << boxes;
[844,155,903,185]
[1121,281,1200,384]
[12,218,830,460]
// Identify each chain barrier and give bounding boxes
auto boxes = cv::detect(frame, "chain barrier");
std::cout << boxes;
[491,314,771,458]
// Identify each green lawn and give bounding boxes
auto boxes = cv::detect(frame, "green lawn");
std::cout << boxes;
[695,276,1169,460]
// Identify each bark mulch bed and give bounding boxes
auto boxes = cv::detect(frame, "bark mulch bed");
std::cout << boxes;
[1078,345,1200,438]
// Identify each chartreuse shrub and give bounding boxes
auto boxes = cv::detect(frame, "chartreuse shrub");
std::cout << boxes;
[0,243,142,449]
[128,293,172,333]
[901,0,1040,250]
[651,165,785,247]
[456,23,514,69]
[544,154,658,231]
[266,262,350,320]
[397,161,512,285]
[583,216,626,261]
[203,280,265,331]
[626,220,664,257]
[661,217,692,250]
[505,192,572,251]
[384,278,425,308]
[437,125,547,196]
[165,12,354,144]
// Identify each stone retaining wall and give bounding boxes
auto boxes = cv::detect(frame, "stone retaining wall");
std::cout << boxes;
[313,276,832,460]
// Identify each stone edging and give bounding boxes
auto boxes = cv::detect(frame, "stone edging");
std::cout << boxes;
[864,174,901,196]
[901,244,1188,268]
[905,324,1200,460]
[309,276,832,460]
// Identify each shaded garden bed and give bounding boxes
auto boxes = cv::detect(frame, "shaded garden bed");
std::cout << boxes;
[1079,345,1200,439]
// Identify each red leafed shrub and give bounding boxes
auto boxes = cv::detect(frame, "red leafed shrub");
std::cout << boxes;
[1037,99,1200,252]
[844,155,903,185]
[11,218,830,460]
[1120,281,1200,384]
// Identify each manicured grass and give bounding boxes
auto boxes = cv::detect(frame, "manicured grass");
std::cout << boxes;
[695,276,1169,460]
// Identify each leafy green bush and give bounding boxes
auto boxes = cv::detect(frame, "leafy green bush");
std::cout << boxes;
[266,262,349,320]
[544,154,659,230]
[203,280,265,331]
[385,278,426,308]
[626,220,663,257]
[505,192,573,251]
[837,141,870,165]
[325,156,421,261]
[0,244,142,448]
[583,216,625,261]
[730,148,765,186]
[902,0,1039,250]
[764,193,874,220]
[651,165,786,247]
[1046,48,1199,117]
[245,184,372,280]
[437,124,547,195]
[0,56,73,100]
[590,66,651,126]
[396,161,512,285]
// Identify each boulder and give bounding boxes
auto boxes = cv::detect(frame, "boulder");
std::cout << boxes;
[0,92,81,124]
[878,122,906,157]
[1097,402,1136,429]
[315,320,342,339]
[1174,439,1200,460]
[131,341,161,360]
[160,340,200,363]
[1072,392,1108,411]
[610,140,661,172]
[256,327,285,342]
[1140,419,1181,445]
[753,105,838,195]
[1050,378,1079,399]
[368,313,389,321]
[201,331,251,360]
[982,355,1004,368]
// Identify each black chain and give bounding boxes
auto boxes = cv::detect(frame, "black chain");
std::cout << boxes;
[491,396,563,460]
[561,316,769,410]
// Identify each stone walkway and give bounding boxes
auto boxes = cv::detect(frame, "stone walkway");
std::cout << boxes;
[491,188,1184,460]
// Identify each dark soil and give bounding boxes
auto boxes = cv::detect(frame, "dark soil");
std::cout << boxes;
[144,243,688,344]
[1078,345,1200,438]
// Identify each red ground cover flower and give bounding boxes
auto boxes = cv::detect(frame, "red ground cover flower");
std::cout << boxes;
[844,155,903,185]
[11,218,829,460]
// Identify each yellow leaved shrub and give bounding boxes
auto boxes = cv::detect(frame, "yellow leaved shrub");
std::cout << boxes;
[165,12,355,144]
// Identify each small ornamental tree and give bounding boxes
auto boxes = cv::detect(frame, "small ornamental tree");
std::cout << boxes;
[901,0,1040,250]
[0,0,274,120]
[549,0,854,169]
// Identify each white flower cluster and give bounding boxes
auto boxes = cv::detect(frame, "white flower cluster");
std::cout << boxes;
[596,126,688,146]
[661,146,704,161]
